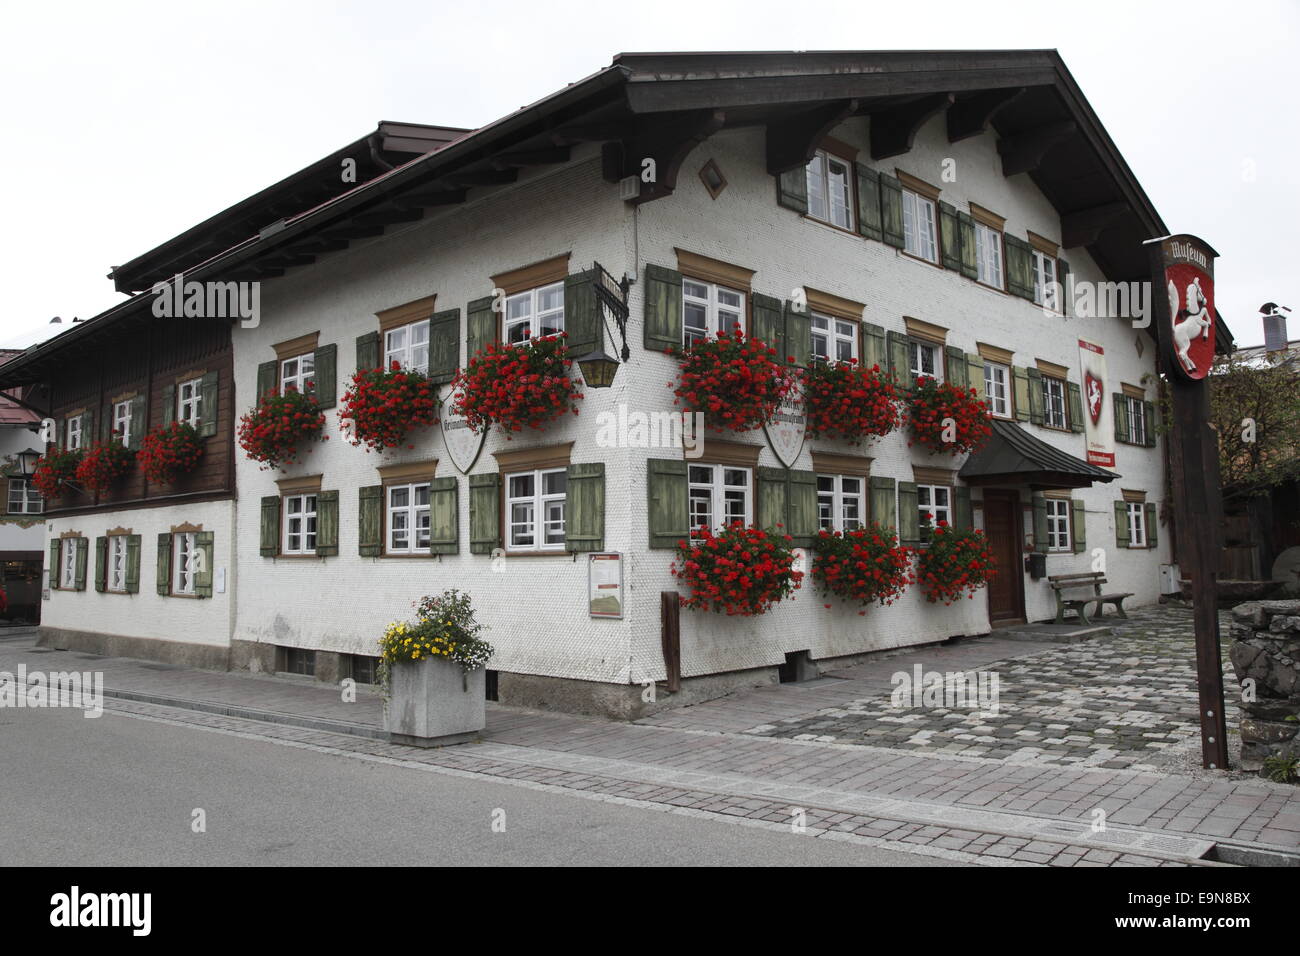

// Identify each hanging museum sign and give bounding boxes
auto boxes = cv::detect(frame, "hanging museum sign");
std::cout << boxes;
[1157,235,1217,381]
[1077,339,1115,467]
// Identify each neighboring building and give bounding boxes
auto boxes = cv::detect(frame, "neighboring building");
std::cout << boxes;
[0,53,1233,716]
[0,352,46,622]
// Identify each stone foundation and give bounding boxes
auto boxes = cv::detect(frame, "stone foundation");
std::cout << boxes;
[1228,600,1300,774]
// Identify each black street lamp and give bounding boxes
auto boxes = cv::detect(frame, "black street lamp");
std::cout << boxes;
[16,448,41,477]
[576,263,631,389]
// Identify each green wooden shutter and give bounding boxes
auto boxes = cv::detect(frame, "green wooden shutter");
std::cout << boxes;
[256,360,278,401]
[1114,501,1130,548]
[757,467,789,534]
[1027,367,1044,425]
[162,384,176,427]
[751,293,785,357]
[958,212,978,279]
[1113,394,1130,443]
[1068,382,1084,433]
[313,343,338,408]
[776,165,809,214]
[784,301,811,368]
[1144,401,1157,447]
[198,371,219,438]
[1057,258,1071,316]
[887,330,910,388]
[49,540,59,589]
[1146,502,1158,548]
[468,473,501,554]
[125,534,141,593]
[128,394,146,450]
[787,469,818,547]
[647,458,688,549]
[564,463,604,553]
[260,496,280,557]
[1005,235,1035,300]
[426,310,460,386]
[939,201,961,271]
[73,537,87,591]
[466,295,497,362]
[878,173,905,249]
[194,531,214,598]
[1071,500,1086,554]
[863,323,887,374]
[870,476,897,532]
[643,264,683,352]
[897,481,920,547]
[94,536,107,592]
[1032,493,1048,552]
[945,346,968,390]
[966,353,985,397]
[953,486,973,531]
[356,330,381,372]
[1013,367,1031,421]
[429,478,459,555]
[156,532,171,595]
[855,163,882,241]
[563,272,599,360]
[358,485,383,556]
[81,410,95,448]
[316,490,339,556]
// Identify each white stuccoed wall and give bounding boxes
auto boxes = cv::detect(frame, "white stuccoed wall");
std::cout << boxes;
[42,499,235,647]
[1,426,46,554]
[232,117,1170,688]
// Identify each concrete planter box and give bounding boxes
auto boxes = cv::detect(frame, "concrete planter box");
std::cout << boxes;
[384,657,485,747]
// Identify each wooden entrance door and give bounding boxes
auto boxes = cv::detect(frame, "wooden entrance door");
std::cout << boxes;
[982,490,1025,625]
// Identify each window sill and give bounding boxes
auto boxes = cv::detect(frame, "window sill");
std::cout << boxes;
[503,549,571,558]
[899,249,942,270]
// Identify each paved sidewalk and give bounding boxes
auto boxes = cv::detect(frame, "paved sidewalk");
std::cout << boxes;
[3,613,1298,866]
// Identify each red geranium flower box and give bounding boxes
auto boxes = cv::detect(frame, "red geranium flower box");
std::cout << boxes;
[906,376,993,455]
[451,334,580,437]
[670,329,793,434]
[810,523,914,609]
[31,448,84,499]
[238,386,327,469]
[138,422,204,485]
[915,521,998,605]
[671,523,803,616]
[74,438,135,494]
[340,363,439,452]
[804,360,900,444]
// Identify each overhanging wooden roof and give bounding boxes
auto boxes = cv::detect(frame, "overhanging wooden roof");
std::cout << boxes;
[959,418,1120,489]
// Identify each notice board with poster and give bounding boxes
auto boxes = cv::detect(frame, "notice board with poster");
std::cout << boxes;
[1077,338,1116,467]
[588,553,623,619]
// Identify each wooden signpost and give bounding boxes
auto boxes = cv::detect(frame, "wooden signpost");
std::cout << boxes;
[1146,233,1230,769]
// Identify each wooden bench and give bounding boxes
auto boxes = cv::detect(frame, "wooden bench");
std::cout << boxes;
[1048,572,1134,626]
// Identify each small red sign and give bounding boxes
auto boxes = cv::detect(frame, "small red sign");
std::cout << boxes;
[1161,238,1217,381]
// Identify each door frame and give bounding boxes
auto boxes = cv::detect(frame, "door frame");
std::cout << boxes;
[981,488,1026,626]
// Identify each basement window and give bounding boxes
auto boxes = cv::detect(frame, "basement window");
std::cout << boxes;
[284,647,317,677]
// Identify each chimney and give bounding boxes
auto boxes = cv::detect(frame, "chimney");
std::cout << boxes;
[1260,303,1290,354]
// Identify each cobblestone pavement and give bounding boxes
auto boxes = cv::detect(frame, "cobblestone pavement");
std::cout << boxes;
[744,605,1237,772]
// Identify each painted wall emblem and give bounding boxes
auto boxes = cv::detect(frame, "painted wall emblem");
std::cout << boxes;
[439,385,485,475]
[763,379,806,468]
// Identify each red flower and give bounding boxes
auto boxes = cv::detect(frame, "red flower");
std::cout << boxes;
[906,377,993,455]
[670,523,802,616]
[915,524,998,604]
[803,360,900,443]
[340,363,440,452]
[669,329,792,433]
[74,439,135,493]
[31,448,85,499]
[450,334,580,437]
[238,387,327,469]
[138,423,204,485]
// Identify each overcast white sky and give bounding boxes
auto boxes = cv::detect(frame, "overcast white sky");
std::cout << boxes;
[1,0,1294,349]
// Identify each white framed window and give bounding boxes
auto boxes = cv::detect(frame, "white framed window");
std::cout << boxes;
[178,378,202,428]
[280,352,316,394]
[1045,499,1072,552]
[1126,501,1147,548]
[284,494,318,555]
[60,540,76,589]
[1042,376,1068,429]
[65,415,83,451]
[504,282,565,346]
[506,468,566,552]
[917,484,951,543]
[805,150,853,230]
[1127,396,1147,446]
[908,340,942,382]
[7,479,41,515]
[984,362,1011,418]
[384,322,430,375]
[173,532,198,595]
[811,313,858,365]
[974,222,1004,288]
[688,463,751,534]
[817,475,865,532]
[902,190,938,263]
[1032,251,1058,310]
[387,482,431,555]
[112,400,132,446]
[682,280,744,348]
[108,534,129,592]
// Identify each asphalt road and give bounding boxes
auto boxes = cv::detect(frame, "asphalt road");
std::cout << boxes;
[0,706,956,867]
